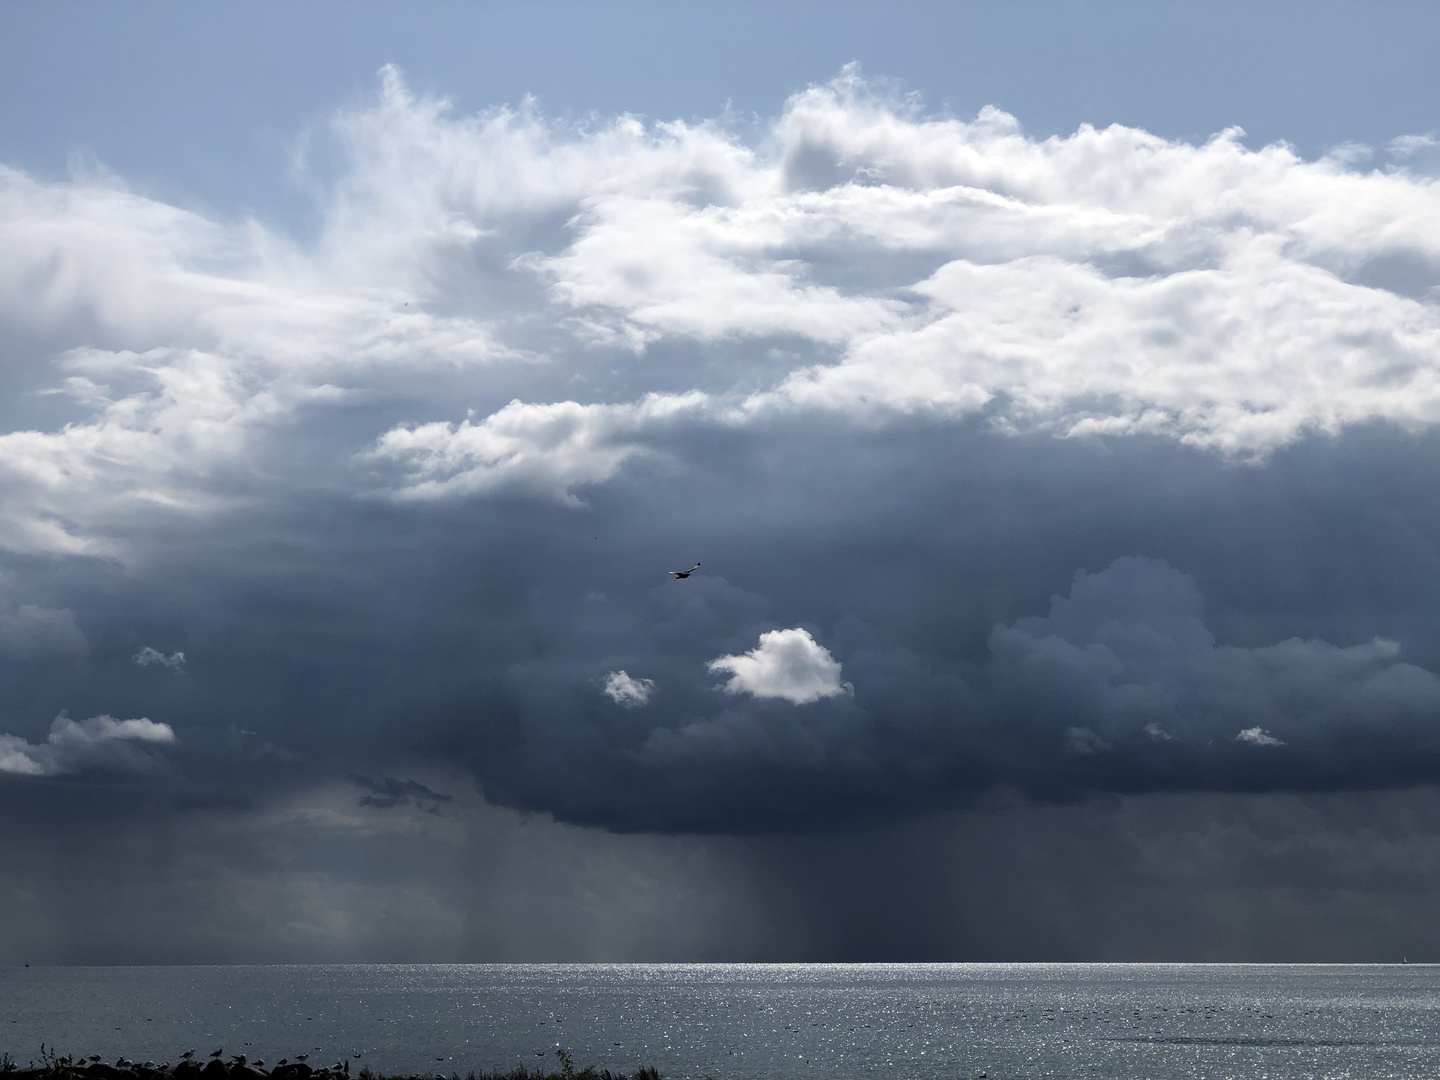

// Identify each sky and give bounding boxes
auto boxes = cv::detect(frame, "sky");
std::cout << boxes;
[0,0,1439,963]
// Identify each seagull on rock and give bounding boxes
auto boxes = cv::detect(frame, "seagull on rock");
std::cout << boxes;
[669,562,700,579]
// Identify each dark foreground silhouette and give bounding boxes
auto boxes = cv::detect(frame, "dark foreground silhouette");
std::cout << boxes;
[3,1049,660,1080]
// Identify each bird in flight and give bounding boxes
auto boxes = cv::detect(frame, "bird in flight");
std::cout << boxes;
[669,562,700,579]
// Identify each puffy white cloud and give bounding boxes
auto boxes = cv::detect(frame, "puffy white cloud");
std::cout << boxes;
[603,669,654,707]
[708,628,851,704]
[0,712,176,777]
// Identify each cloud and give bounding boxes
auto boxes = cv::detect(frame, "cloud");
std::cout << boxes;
[0,68,1434,552]
[1388,133,1440,177]
[370,392,710,502]
[0,600,85,660]
[532,544,1440,831]
[1066,727,1110,754]
[5,60,1440,954]
[1236,727,1286,747]
[708,628,851,704]
[603,670,654,707]
[0,713,176,777]
[350,774,453,813]
[134,646,186,672]
[988,557,1440,771]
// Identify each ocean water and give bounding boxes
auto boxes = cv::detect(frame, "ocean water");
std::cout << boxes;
[2,964,1437,1080]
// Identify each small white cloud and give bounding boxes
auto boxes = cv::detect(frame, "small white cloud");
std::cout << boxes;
[708,628,851,704]
[134,646,186,672]
[1066,726,1110,754]
[1236,726,1285,747]
[0,712,177,777]
[1144,722,1176,742]
[1389,133,1439,159]
[603,669,654,707]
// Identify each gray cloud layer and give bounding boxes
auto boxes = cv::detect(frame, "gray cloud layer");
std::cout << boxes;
[1,67,1438,958]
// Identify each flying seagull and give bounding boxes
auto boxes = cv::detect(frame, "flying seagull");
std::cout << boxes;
[669,562,700,579]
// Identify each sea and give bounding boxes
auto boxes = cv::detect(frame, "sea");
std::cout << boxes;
[2,964,1437,1080]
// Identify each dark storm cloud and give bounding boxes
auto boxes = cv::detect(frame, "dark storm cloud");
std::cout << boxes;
[409,422,1440,833]
[3,417,1432,833]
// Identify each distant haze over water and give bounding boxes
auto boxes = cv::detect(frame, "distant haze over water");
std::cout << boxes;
[2,964,1437,1080]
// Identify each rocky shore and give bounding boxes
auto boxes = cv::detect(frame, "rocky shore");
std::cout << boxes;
[2,1050,660,1080]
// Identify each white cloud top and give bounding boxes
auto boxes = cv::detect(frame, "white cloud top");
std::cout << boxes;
[0,66,1438,552]
[708,628,851,705]
[0,713,177,776]
[603,670,654,707]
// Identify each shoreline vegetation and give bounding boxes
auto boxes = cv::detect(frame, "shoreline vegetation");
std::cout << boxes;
[2,1049,661,1080]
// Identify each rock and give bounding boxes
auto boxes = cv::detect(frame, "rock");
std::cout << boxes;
[200,1061,230,1080]
[270,1065,312,1080]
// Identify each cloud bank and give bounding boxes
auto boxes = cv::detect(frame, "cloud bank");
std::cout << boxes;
[0,65,1437,849]
[0,65,1437,558]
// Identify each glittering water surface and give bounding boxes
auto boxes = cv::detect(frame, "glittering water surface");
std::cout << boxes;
[3,964,1438,1080]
